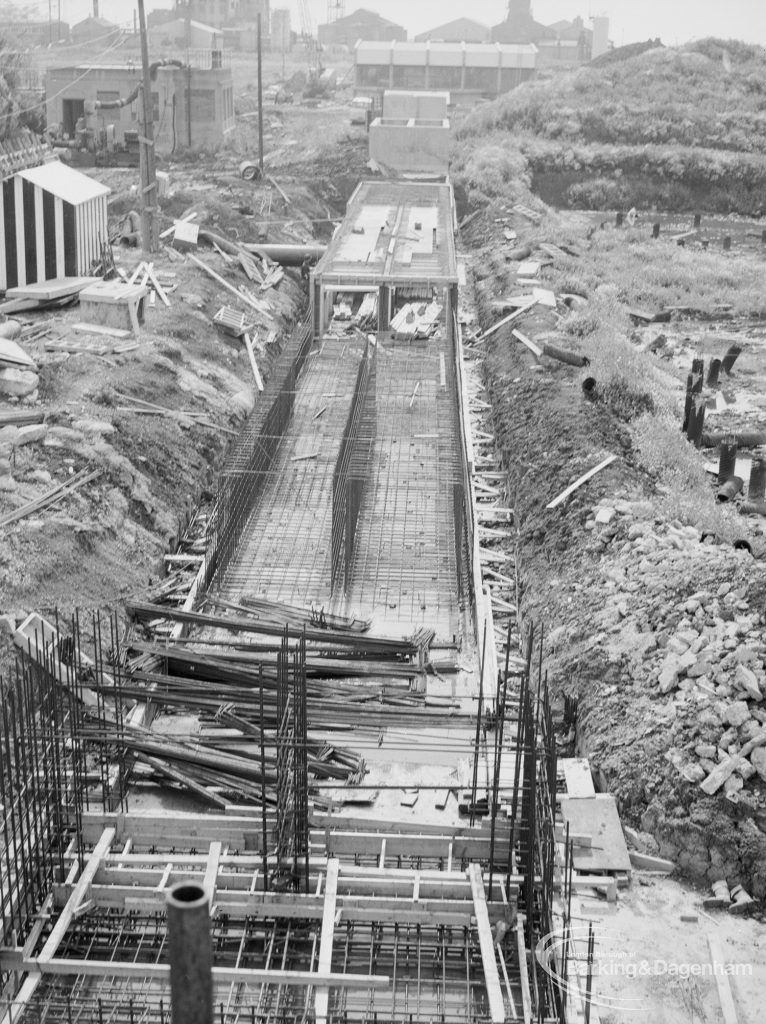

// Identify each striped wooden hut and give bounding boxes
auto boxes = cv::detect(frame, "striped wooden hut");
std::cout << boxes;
[0,160,110,292]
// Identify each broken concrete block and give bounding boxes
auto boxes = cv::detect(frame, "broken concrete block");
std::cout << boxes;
[751,747,766,782]
[0,368,38,397]
[658,656,681,693]
[15,423,47,446]
[725,701,751,728]
[695,743,717,759]
[735,664,762,701]
[595,506,616,524]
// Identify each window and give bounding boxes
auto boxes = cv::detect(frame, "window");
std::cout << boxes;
[392,65,426,89]
[464,66,497,93]
[429,65,462,89]
[356,64,388,87]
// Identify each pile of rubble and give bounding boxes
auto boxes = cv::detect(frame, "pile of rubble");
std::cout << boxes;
[583,497,766,798]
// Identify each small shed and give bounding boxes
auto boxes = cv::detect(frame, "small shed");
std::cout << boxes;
[0,161,110,292]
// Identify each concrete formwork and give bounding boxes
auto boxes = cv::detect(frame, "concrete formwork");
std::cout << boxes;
[368,118,451,175]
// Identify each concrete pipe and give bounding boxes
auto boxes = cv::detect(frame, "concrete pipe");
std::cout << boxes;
[691,357,705,394]
[717,437,738,483]
[748,457,766,501]
[741,500,766,517]
[686,396,706,448]
[166,881,213,1024]
[682,372,694,433]
[542,343,590,368]
[716,476,744,502]
[722,345,742,375]
[702,430,766,448]
[706,358,722,387]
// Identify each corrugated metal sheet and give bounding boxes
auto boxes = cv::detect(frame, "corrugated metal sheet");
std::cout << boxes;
[17,161,110,206]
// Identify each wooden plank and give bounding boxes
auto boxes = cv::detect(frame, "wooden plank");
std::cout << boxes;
[315,859,339,1024]
[38,828,115,963]
[516,918,533,1024]
[546,455,617,510]
[6,276,97,301]
[187,253,268,316]
[73,322,132,339]
[203,841,222,905]
[629,851,673,873]
[477,300,537,343]
[559,797,631,876]
[159,212,197,240]
[560,758,596,798]
[468,864,505,1023]
[511,329,542,359]
[244,332,264,390]
[23,959,389,989]
[707,934,739,1024]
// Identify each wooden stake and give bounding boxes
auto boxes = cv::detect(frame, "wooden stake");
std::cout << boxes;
[244,332,264,391]
[546,454,617,510]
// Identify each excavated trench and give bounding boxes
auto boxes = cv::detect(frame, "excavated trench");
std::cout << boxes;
[473,283,766,900]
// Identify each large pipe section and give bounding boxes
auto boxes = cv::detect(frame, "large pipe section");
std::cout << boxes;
[166,881,213,1024]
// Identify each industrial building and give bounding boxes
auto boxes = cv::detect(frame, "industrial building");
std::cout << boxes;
[354,40,537,104]
[45,60,235,155]
[490,0,610,63]
[318,7,407,48]
[415,18,491,44]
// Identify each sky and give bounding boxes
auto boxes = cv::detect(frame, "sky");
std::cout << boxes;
[30,0,766,49]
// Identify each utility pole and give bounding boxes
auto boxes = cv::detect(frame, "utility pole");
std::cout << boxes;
[257,13,264,176]
[137,0,159,252]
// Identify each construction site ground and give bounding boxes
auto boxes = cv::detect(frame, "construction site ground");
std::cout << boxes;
[2,93,766,1021]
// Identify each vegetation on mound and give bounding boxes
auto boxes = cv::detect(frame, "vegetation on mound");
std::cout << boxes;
[451,38,766,214]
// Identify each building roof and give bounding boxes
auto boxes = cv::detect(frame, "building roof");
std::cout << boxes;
[414,18,490,43]
[72,15,119,31]
[314,180,457,287]
[355,40,537,68]
[330,7,405,30]
[18,161,111,205]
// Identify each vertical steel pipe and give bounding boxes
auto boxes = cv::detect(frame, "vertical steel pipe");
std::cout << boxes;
[166,882,213,1024]
[718,437,738,483]
[706,358,722,387]
[749,457,766,501]
[722,345,742,375]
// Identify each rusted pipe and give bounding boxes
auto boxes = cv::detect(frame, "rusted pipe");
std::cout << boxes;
[722,345,742,375]
[741,500,766,517]
[702,430,766,448]
[691,357,705,394]
[717,437,737,483]
[166,881,213,1024]
[682,372,694,433]
[749,457,766,500]
[686,396,706,448]
[717,476,744,502]
[541,342,590,368]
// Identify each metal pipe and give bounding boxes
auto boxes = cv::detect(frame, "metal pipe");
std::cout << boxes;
[716,476,743,502]
[741,500,766,517]
[722,345,742,375]
[166,882,213,1024]
[749,457,766,500]
[686,396,706,447]
[706,358,722,386]
[243,242,327,266]
[702,430,766,447]
[717,437,737,483]
[541,342,590,368]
